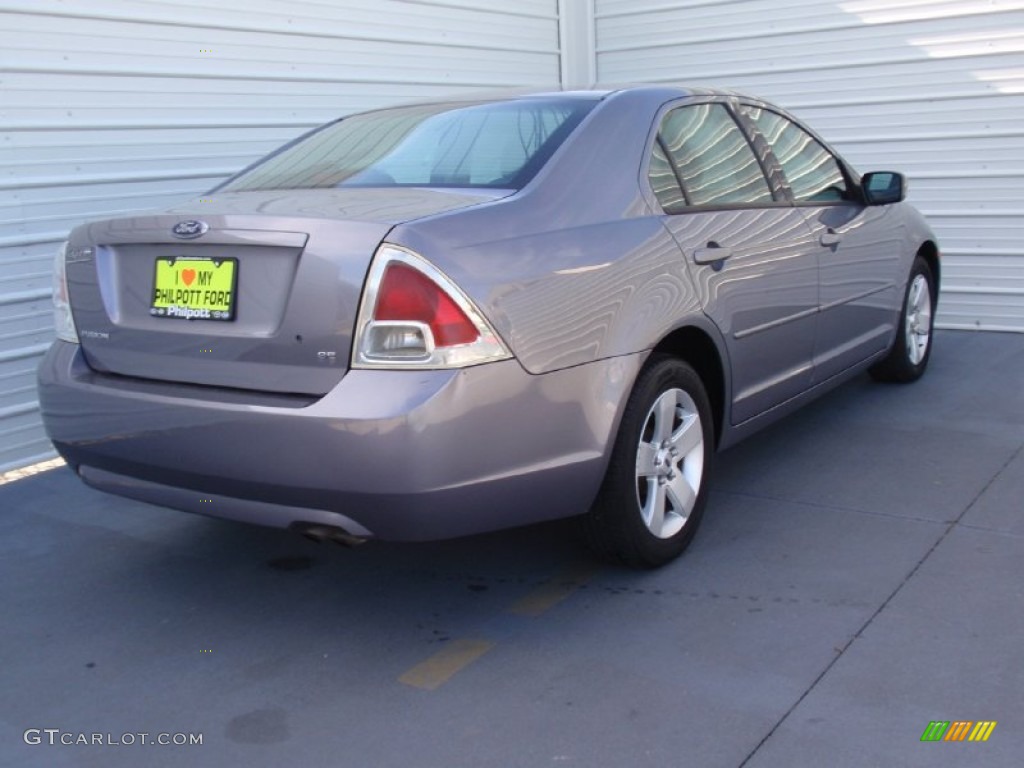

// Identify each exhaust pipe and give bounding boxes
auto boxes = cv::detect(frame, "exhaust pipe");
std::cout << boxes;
[292,523,369,548]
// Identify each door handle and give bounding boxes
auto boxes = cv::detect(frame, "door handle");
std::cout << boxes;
[820,229,842,247]
[693,242,733,265]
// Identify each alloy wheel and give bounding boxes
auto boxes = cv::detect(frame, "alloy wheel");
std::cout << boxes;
[635,388,704,539]
[905,274,932,365]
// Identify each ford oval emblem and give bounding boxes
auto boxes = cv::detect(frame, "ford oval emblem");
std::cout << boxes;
[172,220,209,239]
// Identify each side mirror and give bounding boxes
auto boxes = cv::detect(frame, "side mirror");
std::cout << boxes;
[862,171,906,205]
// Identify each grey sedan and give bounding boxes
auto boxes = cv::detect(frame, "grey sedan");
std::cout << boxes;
[38,86,939,567]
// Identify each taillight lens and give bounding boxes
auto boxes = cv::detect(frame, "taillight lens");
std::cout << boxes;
[53,242,79,343]
[353,245,511,369]
[375,263,479,347]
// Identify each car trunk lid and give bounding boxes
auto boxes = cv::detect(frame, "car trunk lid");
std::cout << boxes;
[66,188,508,395]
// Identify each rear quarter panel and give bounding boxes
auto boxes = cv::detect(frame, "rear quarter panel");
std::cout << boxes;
[389,89,710,375]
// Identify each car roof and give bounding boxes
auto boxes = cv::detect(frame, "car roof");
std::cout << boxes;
[362,84,767,113]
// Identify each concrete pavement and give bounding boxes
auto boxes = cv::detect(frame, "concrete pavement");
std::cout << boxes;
[1,329,1021,767]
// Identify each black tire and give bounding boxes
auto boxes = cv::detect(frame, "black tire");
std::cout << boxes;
[870,255,936,383]
[582,356,714,568]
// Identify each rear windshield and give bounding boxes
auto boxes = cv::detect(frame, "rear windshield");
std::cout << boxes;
[219,98,596,192]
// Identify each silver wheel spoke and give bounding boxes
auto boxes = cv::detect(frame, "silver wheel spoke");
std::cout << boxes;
[666,473,696,521]
[904,274,931,366]
[643,479,667,535]
[653,394,677,443]
[636,441,658,477]
[670,415,702,458]
[909,279,923,309]
[907,324,919,364]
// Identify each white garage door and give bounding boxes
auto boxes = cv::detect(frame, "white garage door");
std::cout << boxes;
[0,0,560,471]
[596,0,1024,332]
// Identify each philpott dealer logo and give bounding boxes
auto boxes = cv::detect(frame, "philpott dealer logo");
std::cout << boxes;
[920,720,997,742]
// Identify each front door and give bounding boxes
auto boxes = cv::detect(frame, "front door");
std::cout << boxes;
[736,104,903,382]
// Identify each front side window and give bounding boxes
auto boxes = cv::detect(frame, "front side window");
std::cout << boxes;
[740,106,850,203]
[650,103,773,209]
[220,98,596,192]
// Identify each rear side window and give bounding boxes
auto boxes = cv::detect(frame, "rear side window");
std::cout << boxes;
[221,98,595,192]
[650,103,773,209]
[740,106,850,203]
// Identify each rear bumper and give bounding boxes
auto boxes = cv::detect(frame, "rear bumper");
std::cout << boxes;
[38,341,640,541]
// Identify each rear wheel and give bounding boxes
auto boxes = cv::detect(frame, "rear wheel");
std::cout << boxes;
[870,255,935,382]
[583,356,713,568]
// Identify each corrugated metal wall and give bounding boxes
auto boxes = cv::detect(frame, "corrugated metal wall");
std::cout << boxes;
[4,0,1023,471]
[0,0,560,471]
[596,0,1024,332]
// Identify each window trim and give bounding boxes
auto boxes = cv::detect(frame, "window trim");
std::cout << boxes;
[655,134,691,208]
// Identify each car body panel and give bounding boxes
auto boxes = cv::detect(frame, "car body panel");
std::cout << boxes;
[387,88,682,374]
[395,215,703,374]
[661,206,821,425]
[801,202,905,382]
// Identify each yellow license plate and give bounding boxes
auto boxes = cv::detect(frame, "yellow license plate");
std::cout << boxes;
[150,257,237,321]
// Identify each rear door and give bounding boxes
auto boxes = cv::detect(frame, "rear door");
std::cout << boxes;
[650,101,821,425]
[737,105,904,383]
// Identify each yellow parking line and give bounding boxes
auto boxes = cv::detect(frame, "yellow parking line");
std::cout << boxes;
[0,457,66,486]
[508,563,598,617]
[398,639,495,691]
[398,564,598,691]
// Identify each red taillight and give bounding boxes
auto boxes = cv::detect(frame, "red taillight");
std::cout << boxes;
[354,245,511,369]
[374,263,479,347]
